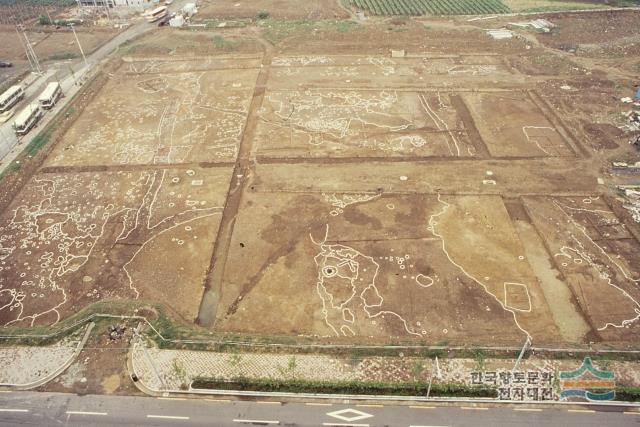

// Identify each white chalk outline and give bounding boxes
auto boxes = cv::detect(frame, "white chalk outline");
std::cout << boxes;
[552,199,640,331]
[427,194,531,341]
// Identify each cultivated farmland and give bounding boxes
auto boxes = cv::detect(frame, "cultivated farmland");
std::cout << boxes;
[344,0,511,16]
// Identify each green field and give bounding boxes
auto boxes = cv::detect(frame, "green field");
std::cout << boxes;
[345,0,511,15]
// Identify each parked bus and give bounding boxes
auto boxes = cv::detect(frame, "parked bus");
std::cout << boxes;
[38,82,62,110]
[147,6,168,23]
[0,85,24,114]
[12,103,42,136]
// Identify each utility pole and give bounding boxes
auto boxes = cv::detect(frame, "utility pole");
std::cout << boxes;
[512,336,531,373]
[69,24,88,68]
[15,25,35,72]
[68,65,77,85]
[16,24,42,74]
[104,0,111,23]
[426,356,441,398]
[42,0,53,25]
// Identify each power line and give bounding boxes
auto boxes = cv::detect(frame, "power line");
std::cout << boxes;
[16,23,43,74]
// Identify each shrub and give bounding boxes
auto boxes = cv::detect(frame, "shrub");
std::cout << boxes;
[38,14,52,25]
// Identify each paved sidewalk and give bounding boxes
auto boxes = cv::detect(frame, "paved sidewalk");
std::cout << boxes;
[0,341,76,386]
[131,339,640,401]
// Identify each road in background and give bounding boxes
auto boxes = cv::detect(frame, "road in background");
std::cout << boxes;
[0,391,638,426]
[0,0,192,173]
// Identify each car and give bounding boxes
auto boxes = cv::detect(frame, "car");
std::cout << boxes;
[0,61,13,68]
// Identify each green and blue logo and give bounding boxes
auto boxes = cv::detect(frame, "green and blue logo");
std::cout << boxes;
[559,357,615,401]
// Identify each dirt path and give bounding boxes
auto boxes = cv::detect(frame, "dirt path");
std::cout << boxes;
[197,34,275,327]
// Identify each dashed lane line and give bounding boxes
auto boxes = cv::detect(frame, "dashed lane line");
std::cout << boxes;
[205,399,232,403]
[513,408,543,412]
[306,402,333,406]
[460,407,489,411]
[567,409,596,414]
[409,405,436,409]
[257,401,282,405]
[233,419,280,424]
[356,404,383,408]
[157,397,187,401]
[624,412,640,415]
[147,414,190,420]
[0,409,29,413]
[66,411,107,416]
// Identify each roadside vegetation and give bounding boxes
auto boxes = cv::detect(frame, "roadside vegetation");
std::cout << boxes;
[191,377,497,398]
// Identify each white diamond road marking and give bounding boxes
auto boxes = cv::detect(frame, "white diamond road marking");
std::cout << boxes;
[326,408,374,422]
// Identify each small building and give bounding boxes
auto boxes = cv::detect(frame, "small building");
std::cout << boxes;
[76,0,159,10]
[169,14,184,27]
[182,2,197,16]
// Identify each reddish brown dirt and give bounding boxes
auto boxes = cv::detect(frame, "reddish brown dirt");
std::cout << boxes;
[0,13,639,349]
[198,0,349,20]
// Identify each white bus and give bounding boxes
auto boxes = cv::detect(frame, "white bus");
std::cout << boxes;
[13,103,43,136]
[146,6,168,22]
[0,85,24,113]
[38,82,63,110]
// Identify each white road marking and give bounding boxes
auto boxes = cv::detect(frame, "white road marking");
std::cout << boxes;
[147,414,190,420]
[568,409,595,414]
[624,412,640,415]
[157,397,187,401]
[410,425,450,427]
[409,405,436,409]
[0,409,28,413]
[513,408,542,412]
[322,423,369,427]
[460,406,489,411]
[306,402,332,406]
[205,398,232,403]
[257,401,282,405]
[66,411,108,416]
[233,419,280,424]
[356,404,382,408]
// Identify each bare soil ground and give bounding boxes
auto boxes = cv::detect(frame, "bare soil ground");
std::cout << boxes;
[42,322,140,395]
[197,0,349,20]
[0,26,118,86]
[47,58,260,167]
[0,12,639,350]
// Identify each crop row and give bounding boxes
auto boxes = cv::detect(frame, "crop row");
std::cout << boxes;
[348,0,511,15]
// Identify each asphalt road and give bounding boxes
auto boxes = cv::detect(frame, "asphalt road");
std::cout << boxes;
[0,392,638,426]
[0,2,177,170]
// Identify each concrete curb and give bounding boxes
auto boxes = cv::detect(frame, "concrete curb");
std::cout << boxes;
[0,322,94,391]
[133,382,640,409]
